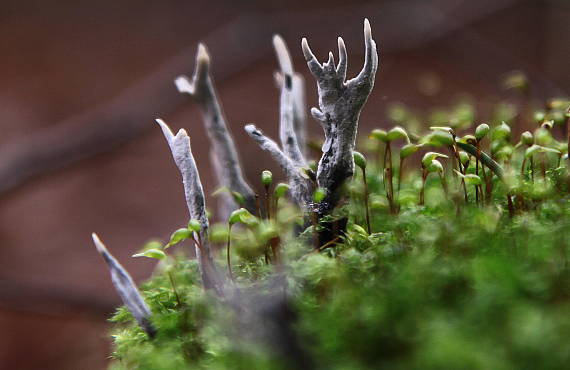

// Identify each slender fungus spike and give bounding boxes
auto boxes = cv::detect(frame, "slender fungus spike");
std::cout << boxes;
[244,124,313,206]
[92,233,156,337]
[156,119,223,293]
[244,124,297,176]
[326,51,335,70]
[336,37,347,80]
[291,73,308,155]
[273,34,306,166]
[273,35,293,76]
[349,18,378,87]
[175,43,256,217]
[302,37,323,76]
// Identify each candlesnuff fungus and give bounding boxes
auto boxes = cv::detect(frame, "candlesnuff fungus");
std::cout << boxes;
[175,43,256,217]
[91,233,156,337]
[246,19,378,221]
[273,34,307,167]
[304,18,378,212]
[156,118,223,294]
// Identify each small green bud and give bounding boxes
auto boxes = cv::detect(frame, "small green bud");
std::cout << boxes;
[261,170,273,187]
[459,151,470,166]
[475,123,490,140]
[313,187,327,203]
[387,126,410,143]
[422,152,448,167]
[369,129,388,142]
[492,122,511,141]
[400,144,422,159]
[132,248,166,260]
[353,151,367,169]
[521,131,533,146]
[426,159,444,173]
[422,131,454,147]
[274,183,290,198]
[229,208,258,226]
[169,228,192,245]
[133,248,166,260]
[187,219,202,233]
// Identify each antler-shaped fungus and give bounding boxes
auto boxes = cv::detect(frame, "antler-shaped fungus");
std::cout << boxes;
[176,44,256,217]
[303,19,378,212]
[246,20,378,217]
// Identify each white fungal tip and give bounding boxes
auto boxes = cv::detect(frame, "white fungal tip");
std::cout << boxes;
[155,118,167,129]
[91,233,107,254]
[177,128,189,138]
[174,75,193,94]
[244,124,257,134]
[273,34,293,75]
[155,118,174,139]
[196,43,210,64]
[364,18,371,38]
[272,34,283,47]
[301,38,311,60]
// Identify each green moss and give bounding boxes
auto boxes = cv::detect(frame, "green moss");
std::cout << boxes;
[107,100,570,369]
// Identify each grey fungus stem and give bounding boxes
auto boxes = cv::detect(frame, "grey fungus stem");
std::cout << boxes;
[244,124,313,206]
[273,34,307,166]
[303,19,379,209]
[156,118,223,294]
[91,233,156,338]
[175,43,256,217]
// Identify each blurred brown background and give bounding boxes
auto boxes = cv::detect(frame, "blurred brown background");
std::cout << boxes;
[0,0,568,368]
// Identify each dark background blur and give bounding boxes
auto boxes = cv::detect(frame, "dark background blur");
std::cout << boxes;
[0,0,568,368]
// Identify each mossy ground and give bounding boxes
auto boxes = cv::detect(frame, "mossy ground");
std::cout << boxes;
[108,97,570,369]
